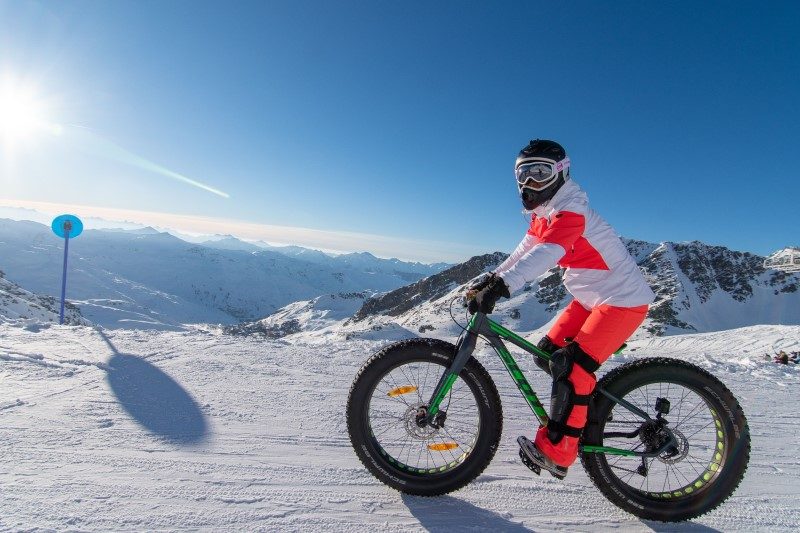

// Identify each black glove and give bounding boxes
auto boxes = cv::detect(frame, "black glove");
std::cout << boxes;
[534,336,560,375]
[466,272,495,292]
[468,276,511,315]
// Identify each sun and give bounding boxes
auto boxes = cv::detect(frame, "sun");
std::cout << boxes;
[0,79,53,150]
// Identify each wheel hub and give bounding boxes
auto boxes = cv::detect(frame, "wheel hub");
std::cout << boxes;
[658,428,689,464]
[405,404,440,439]
[640,420,668,447]
[639,419,690,465]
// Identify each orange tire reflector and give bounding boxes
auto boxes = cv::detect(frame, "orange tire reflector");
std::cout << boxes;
[427,442,459,451]
[387,385,418,397]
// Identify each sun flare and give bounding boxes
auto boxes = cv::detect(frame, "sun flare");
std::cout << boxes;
[0,79,53,150]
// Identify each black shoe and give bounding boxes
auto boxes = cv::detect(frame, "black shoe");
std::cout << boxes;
[517,436,568,480]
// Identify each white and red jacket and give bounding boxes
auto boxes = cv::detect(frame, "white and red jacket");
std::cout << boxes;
[495,179,655,309]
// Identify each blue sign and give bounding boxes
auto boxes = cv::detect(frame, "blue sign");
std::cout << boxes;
[51,214,84,239]
[51,214,83,325]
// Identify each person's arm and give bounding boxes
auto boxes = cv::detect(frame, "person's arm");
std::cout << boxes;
[498,212,585,293]
[494,234,538,276]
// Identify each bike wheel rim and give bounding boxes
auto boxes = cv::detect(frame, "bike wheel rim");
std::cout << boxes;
[600,380,728,499]
[366,359,481,475]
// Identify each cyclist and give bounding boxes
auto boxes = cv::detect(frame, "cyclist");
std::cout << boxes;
[467,139,655,478]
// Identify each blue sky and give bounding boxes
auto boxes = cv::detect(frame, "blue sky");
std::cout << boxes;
[0,1,798,262]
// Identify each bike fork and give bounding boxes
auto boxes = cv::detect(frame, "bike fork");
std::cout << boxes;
[423,314,484,422]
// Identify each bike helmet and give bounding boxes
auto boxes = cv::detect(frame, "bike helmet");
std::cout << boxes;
[515,139,570,210]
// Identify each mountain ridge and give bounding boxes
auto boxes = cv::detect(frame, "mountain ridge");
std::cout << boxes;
[0,218,449,329]
[231,239,800,340]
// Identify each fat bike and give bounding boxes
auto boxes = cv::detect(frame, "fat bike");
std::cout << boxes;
[346,310,750,522]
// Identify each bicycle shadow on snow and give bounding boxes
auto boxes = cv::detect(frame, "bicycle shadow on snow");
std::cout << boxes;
[401,493,722,532]
[402,494,532,532]
[97,329,208,445]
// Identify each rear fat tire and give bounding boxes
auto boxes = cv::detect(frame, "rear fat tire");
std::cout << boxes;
[347,338,503,496]
[581,357,750,522]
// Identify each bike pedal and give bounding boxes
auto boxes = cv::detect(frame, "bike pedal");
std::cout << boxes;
[518,448,541,475]
[518,435,568,480]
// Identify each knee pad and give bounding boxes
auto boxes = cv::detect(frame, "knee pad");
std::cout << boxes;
[534,336,559,376]
[546,342,600,444]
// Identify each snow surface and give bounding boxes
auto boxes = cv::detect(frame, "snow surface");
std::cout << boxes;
[1,322,798,531]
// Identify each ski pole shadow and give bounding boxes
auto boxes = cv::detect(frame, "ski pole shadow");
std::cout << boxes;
[97,329,208,445]
[641,520,721,532]
[402,494,532,532]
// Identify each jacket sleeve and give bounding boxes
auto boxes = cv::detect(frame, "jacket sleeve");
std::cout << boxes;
[493,234,538,276]
[498,212,586,293]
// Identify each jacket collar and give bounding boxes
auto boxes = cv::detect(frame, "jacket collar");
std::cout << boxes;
[531,179,584,218]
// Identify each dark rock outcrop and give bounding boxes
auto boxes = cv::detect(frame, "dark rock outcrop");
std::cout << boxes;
[349,240,800,336]
[350,252,507,322]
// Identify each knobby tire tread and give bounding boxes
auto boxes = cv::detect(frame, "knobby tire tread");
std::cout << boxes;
[347,338,503,496]
[581,357,750,522]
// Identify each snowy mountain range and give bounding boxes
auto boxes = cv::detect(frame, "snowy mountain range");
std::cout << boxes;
[0,218,448,329]
[228,240,800,341]
[2,215,797,338]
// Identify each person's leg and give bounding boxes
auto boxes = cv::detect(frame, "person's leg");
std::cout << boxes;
[534,299,592,373]
[533,304,649,467]
[546,299,592,347]
[573,304,650,361]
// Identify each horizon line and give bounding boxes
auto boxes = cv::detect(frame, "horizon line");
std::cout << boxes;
[0,198,488,264]
[0,199,786,261]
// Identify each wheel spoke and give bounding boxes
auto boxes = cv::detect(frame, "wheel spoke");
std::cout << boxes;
[576,359,750,523]
[367,359,480,472]
[599,379,725,496]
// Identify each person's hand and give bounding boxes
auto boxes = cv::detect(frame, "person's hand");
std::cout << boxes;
[467,276,510,314]
[465,272,496,302]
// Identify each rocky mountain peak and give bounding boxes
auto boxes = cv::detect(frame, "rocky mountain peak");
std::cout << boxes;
[349,240,800,338]
[350,252,507,322]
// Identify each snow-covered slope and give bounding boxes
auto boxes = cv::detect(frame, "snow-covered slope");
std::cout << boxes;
[0,321,798,531]
[0,270,87,326]
[225,252,507,341]
[764,246,800,272]
[223,291,370,337]
[0,219,447,329]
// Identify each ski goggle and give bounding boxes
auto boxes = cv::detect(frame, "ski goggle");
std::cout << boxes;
[515,157,570,190]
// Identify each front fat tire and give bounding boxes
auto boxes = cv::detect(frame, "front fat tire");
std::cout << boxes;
[581,357,750,522]
[347,338,503,496]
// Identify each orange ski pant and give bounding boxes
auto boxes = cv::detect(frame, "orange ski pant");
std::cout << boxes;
[534,300,649,467]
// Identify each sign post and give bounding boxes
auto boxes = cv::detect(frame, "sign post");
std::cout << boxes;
[51,215,83,325]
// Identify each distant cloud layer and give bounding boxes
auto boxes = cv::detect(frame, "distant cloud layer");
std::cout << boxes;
[0,199,480,263]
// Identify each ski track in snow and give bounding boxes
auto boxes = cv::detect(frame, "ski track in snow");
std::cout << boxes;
[0,324,798,531]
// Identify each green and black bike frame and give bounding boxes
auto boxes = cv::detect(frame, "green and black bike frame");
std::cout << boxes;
[423,312,677,458]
